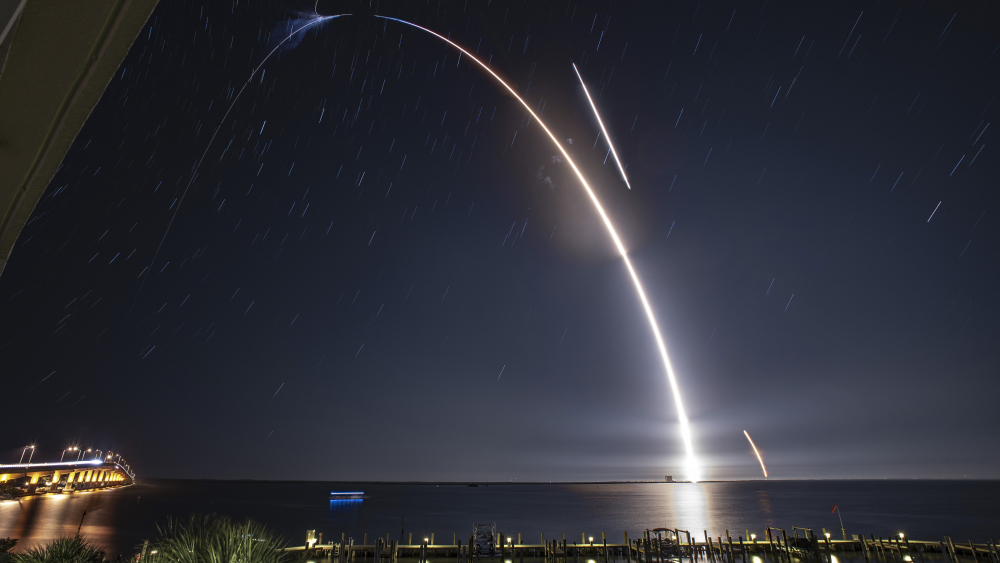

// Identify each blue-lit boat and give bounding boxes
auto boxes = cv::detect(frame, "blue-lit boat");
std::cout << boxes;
[329,491,365,499]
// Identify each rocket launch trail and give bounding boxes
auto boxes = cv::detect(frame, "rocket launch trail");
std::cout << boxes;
[124,13,348,327]
[142,12,701,482]
[375,16,700,481]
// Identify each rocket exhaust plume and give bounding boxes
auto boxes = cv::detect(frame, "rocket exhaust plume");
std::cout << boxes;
[375,16,699,481]
[572,63,632,190]
[136,11,701,482]
[744,430,768,478]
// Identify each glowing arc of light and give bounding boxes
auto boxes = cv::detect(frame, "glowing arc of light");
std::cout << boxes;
[743,430,768,478]
[571,63,631,190]
[147,12,699,482]
[124,14,348,327]
[374,16,699,482]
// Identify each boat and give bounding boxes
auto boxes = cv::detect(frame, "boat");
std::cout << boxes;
[329,491,365,499]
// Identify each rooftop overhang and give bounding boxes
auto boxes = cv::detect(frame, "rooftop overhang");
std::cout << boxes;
[0,0,160,276]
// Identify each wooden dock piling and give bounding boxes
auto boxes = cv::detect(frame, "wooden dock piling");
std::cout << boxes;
[282,525,1000,563]
[809,530,823,563]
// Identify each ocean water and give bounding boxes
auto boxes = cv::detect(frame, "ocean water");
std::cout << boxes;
[0,480,997,557]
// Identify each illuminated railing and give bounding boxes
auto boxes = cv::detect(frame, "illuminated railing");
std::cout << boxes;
[0,459,104,469]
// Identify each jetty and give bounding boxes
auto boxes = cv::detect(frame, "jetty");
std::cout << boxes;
[284,528,1000,563]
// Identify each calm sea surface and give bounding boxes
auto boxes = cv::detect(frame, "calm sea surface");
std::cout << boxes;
[1,480,997,557]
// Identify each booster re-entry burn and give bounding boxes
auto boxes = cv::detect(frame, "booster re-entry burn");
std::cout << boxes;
[744,430,768,478]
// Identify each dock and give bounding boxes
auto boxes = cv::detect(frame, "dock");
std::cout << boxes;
[285,528,1000,563]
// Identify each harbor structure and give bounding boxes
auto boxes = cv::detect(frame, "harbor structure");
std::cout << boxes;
[0,459,134,496]
[275,527,999,563]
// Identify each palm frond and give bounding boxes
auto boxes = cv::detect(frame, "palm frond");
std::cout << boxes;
[147,514,296,563]
[11,536,106,563]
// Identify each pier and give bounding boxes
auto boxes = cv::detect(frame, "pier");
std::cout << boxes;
[283,528,1000,563]
[0,459,134,496]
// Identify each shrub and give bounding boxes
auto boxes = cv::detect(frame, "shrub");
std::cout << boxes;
[148,514,296,563]
[0,538,18,563]
[11,536,105,563]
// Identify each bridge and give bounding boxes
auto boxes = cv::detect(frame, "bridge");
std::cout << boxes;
[0,459,134,495]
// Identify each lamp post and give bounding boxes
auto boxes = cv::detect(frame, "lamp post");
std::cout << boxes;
[19,445,35,464]
[61,447,78,461]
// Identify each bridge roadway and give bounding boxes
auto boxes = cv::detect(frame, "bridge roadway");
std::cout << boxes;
[0,459,133,495]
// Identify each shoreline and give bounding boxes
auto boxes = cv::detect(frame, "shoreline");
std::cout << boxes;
[135,478,1000,485]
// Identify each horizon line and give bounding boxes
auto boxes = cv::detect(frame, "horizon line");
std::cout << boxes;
[136,477,997,484]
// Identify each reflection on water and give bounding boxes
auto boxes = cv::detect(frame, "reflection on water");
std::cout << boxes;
[1,480,997,559]
[329,499,364,532]
[757,491,774,528]
[667,482,710,534]
[0,488,134,556]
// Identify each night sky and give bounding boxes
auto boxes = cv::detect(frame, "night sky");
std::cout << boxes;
[2,0,998,481]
